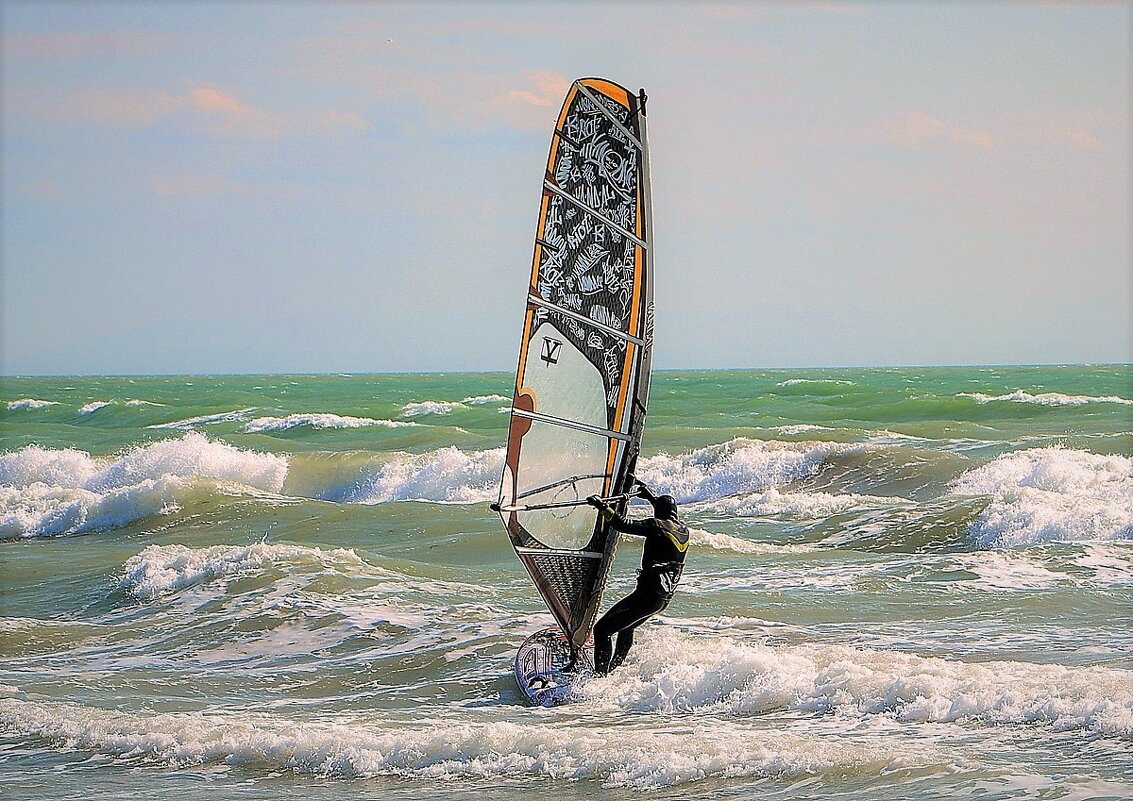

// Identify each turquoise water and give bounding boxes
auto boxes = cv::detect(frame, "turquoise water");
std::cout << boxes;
[1,366,1131,799]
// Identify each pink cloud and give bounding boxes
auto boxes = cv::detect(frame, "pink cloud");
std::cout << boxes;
[873,110,997,150]
[12,82,369,140]
[185,84,283,139]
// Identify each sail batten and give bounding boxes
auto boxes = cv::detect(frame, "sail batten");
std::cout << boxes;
[496,77,654,651]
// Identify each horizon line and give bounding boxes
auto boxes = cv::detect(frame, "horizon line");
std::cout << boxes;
[2,362,1129,380]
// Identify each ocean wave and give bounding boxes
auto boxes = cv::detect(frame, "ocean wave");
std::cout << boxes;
[403,395,509,417]
[634,439,842,503]
[772,424,834,436]
[582,628,1133,738]
[78,399,164,415]
[119,542,367,600]
[336,447,503,504]
[689,527,817,555]
[777,378,855,387]
[951,448,1133,547]
[331,440,845,507]
[697,488,897,519]
[0,434,289,538]
[403,400,464,417]
[242,414,417,433]
[0,698,937,789]
[6,398,60,411]
[149,408,257,430]
[78,401,115,415]
[463,394,509,405]
[958,390,1133,407]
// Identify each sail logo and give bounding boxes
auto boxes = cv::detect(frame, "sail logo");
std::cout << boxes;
[541,337,563,366]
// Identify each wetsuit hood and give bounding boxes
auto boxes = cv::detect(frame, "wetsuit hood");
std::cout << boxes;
[651,494,679,521]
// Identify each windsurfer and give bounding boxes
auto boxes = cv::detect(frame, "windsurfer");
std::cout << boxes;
[585,482,689,675]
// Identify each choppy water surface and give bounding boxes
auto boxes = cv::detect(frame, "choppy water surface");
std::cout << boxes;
[1,366,1131,800]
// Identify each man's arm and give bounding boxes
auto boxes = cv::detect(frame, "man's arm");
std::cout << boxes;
[586,495,652,536]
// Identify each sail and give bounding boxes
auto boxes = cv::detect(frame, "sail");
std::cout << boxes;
[495,77,654,651]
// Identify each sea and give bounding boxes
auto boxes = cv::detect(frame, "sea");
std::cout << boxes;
[1,365,1130,800]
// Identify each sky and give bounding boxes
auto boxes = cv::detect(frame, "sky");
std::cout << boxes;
[1,1,1129,375]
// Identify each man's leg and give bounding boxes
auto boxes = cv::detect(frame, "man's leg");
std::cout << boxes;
[594,589,668,674]
[593,593,639,674]
[609,593,669,671]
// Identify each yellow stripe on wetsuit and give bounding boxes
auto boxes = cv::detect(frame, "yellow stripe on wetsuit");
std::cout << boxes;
[658,520,690,553]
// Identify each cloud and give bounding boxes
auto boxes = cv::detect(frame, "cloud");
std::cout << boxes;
[873,110,996,150]
[481,70,571,131]
[859,108,1123,155]
[12,83,369,140]
[185,85,284,139]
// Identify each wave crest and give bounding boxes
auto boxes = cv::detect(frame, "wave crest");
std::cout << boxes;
[951,447,1133,547]
[0,434,288,538]
[635,439,840,503]
[958,391,1133,407]
[243,414,416,433]
[119,542,367,600]
[582,629,1133,737]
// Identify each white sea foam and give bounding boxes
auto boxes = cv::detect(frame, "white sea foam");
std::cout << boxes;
[402,395,509,417]
[6,398,60,411]
[403,400,465,417]
[634,439,841,503]
[0,697,938,789]
[582,628,1133,738]
[462,394,509,405]
[149,408,257,430]
[958,390,1133,407]
[772,424,833,436]
[242,414,416,433]
[689,527,816,555]
[79,401,114,415]
[777,379,855,387]
[951,551,1073,591]
[340,447,504,504]
[119,542,367,600]
[698,487,892,519]
[951,448,1133,548]
[0,434,289,537]
[125,399,164,407]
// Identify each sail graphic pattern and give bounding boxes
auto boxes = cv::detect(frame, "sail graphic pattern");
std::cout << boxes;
[496,78,654,651]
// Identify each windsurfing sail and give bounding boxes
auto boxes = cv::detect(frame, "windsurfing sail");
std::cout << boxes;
[494,77,654,653]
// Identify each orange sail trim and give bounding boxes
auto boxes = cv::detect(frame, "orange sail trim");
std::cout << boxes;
[579,78,630,107]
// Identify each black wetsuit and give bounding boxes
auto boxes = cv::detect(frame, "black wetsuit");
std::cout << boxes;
[593,509,690,675]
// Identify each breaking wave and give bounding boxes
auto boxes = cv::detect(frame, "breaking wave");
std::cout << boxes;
[242,414,416,433]
[149,409,257,430]
[402,395,509,418]
[951,447,1133,548]
[78,401,114,415]
[958,391,1133,407]
[777,379,855,387]
[582,628,1133,738]
[697,487,898,519]
[0,696,926,789]
[0,434,289,538]
[689,527,817,555]
[635,439,842,503]
[118,542,367,600]
[6,399,60,411]
[335,447,504,504]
